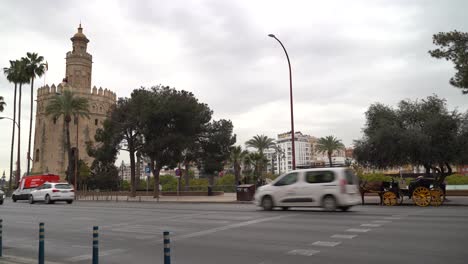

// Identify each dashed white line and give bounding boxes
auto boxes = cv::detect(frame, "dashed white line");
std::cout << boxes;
[372,220,391,223]
[311,241,341,247]
[346,228,370,233]
[331,234,357,239]
[384,217,401,220]
[287,249,320,256]
[361,223,381,227]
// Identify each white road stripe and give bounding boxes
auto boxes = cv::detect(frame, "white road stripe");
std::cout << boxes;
[0,255,62,264]
[384,217,401,220]
[287,249,320,256]
[175,214,295,240]
[361,223,381,227]
[311,241,341,247]
[331,234,357,239]
[372,220,391,223]
[66,249,126,262]
[346,228,370,233]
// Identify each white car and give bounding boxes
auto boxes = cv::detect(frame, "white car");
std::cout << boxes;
[0,190,5,205]
[29,182,75,204]
[254,167,361,211]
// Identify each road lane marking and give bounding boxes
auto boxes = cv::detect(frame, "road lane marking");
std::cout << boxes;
[346,228,370,233]
[384,217,401,220]
[175,214,295,240]
[311,241,341,247]
[361,224,381,227]
[0,255,62,264]
[372,220,391,223]
[66,249,126,262]
[287,249,320,256]
[331,234,356,239]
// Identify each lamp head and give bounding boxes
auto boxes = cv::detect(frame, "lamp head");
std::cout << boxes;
[268,34,275,38]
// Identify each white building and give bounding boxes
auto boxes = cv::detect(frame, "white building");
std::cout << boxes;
[271,131,312,174]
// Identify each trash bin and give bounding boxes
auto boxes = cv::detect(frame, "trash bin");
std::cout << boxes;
[236,184,256,201]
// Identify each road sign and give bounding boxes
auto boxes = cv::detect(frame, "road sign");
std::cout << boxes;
[175,168,181,177]
[145,166,150,175]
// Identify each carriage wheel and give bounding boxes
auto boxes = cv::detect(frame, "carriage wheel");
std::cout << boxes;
[430,188,444,206]
[383,191,397,206]
[412,186,431,207]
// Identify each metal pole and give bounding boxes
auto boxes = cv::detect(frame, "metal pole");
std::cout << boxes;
[39,222,44,264]
[92,226,98,264]
[163,231,171,264]
[268,34,296,170]
[0,219,3,257]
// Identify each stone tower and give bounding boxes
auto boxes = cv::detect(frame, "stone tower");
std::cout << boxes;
[32,25,116,178]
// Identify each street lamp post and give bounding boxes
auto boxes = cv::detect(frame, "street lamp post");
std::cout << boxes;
[0,116,20,191]
[268,34,296,170]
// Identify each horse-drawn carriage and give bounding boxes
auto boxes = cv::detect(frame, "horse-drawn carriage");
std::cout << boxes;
[360,176,445,207]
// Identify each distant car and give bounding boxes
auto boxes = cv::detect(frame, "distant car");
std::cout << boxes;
[0,190,5,205]
[29,182,75,204]
[254,167,361,211]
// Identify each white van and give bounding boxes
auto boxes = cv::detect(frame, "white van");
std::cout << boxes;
[254,167,360,211]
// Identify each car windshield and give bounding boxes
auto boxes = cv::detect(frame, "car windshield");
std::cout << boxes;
[55,184,72,189]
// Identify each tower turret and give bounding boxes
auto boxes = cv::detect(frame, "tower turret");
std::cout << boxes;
[65,24,92,90]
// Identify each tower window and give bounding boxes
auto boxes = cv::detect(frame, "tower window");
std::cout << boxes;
[53,117,57,124]
[35,149,40,162]
[95,119,98,126]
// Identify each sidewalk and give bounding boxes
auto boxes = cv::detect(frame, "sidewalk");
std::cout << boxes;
[77,193,468,206]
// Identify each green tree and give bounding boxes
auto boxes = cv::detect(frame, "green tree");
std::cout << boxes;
[229,145,248,186]
[3,59,29,186]
[89,161,119,190]
[0,96,5,112]
[24,52,46,174]
[199,119,236,185]
[46,90,90,183]
[244,152,269,181]
[354,95,466,184]
[429,30,468,94]
[245,134,275,155]
[316,135,345,167]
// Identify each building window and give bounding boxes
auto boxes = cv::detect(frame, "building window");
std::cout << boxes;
[35,149,40,162]
[95,119,98,126]
[53,117,57,124]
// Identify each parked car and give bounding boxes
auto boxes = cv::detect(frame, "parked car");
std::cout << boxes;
[0,190,5,205]
[29,182,75,204]
[254,167,360,211]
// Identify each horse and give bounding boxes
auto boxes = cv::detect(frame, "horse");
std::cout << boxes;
[359,180,387,205]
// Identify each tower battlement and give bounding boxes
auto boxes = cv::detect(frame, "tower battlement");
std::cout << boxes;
[36,84,117,101]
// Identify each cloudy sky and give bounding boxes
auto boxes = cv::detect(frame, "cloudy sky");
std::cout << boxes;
[0,0,467,176]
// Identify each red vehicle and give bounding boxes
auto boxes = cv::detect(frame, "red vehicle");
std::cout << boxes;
[12,174,61,202]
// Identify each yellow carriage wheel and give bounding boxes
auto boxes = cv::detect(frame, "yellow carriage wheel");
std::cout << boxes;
[430,188,444,206]
[412,186,431,207]
[383,191,397,206]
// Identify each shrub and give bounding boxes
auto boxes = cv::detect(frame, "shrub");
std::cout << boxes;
[445,174,468,185]
[358,173,392,182]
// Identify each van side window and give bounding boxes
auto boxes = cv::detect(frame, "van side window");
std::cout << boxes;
[274,172,298,186]
[306,171,335,183]
[345,169,357,185]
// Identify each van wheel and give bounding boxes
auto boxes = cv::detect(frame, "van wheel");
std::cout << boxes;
[281,207,289,211]
[261,196,274,211]
[322,195,337,212]
[67,200,73,204]
[29,195,35,204]
[12,195,17,202]
[45,195,52,204]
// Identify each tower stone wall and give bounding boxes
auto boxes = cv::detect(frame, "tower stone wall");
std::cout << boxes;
[31,25,116,177]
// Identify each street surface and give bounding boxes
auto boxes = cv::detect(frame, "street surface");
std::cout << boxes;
[0,200,467,264]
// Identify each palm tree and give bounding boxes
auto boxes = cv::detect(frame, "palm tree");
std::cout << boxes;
[229,145,248,186]
[245,152,269,182]
[46,90,90,183]
[24,52,46,175]
[4,59,29,187]
[245,134,275,155]
[0,96,5,112]
[316,135,345,167]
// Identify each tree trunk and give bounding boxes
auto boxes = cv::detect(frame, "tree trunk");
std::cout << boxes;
[27,77,34,175]
[328,151,332,167]
[129,143,136,197]
[234,162,240,187]
[65,119,72,183]
[136,150,141,188]
[16,83,22,187]
[184,162,190,191]
[151,159,161,198]
[9,83,17,191]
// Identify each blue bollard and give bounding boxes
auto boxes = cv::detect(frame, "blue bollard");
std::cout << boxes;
[92,226,99,264]
[164,231,171,264]
[0,219,3,257]
[39,223,44,264]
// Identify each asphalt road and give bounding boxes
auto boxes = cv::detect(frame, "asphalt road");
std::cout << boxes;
[0,200,467,264]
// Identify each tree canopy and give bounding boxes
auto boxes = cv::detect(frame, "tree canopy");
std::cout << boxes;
[429,30,468,94]
[316,136,345,167]
[354,95,467,183]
